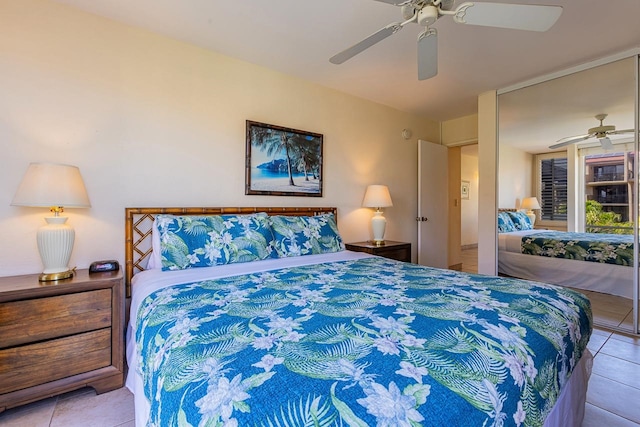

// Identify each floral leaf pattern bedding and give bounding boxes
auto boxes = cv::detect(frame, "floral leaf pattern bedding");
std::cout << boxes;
[156,213,275,270]
[521,231,633,265]
[135,257,591,427]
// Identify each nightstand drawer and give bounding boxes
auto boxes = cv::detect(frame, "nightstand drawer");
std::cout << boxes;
[377,248,411,262]
[0,289,112,349]
[346,241,412,262]
[0,328,112,394]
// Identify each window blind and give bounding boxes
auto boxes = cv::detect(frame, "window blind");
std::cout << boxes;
[540,157,568,221]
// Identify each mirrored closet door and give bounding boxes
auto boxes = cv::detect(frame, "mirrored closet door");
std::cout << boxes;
[497,54,639,334]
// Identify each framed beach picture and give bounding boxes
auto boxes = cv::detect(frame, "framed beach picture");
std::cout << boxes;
[245,120,323,197]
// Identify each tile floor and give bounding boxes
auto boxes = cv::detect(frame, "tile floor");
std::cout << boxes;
[0,386,134,427]
[583,327,640,426]
[578,288,635,331]
[460,245,479,274]
[1,249,638,426]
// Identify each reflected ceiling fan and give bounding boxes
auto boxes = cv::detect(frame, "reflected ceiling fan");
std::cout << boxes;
[329,0,563,80]
[550,114,635,150]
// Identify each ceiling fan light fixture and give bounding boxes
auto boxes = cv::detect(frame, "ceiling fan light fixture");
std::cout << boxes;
[588,114,615,135]
[418,5,439,26]
[589,125,616,135]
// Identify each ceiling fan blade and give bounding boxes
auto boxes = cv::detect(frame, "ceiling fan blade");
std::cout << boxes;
[330,23,402,65]
[454,2,563,32]
[555,134,591,144]
[372,0,410,5]
[549,134,592,150]
[599,137,613,150]
[417,28,438,80]
[609,129,635,135]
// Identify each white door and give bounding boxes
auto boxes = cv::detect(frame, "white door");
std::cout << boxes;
[418,140,449,268]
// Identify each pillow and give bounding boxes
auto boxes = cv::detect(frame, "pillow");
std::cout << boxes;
[270,213,344,257]
[156,213,275,271]
[146,218,162,269]
[508,211,533,231]
[497,212,517,233]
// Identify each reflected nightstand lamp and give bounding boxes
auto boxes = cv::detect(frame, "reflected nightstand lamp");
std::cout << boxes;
[11,162,91,281]
[362,184,393,246]
[521,197,541,226]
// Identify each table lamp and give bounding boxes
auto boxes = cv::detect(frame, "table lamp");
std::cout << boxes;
[11,163,91,281]
[362,184,393,246]
[521,197,541,226]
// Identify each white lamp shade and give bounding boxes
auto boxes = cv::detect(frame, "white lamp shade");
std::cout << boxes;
[521,197,541,210]
[362,185,393,208]
[11,163,91,208]
[11,163,90,281]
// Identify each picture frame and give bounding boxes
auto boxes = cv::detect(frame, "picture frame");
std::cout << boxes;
[245,120,323,197]
[461,180,470,199]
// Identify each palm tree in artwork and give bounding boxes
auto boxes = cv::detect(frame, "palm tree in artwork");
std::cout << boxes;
[252,126,321,187]
[292,138,321,181]
[251,127,298,186]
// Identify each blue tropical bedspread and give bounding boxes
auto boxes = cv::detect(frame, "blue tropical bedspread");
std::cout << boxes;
[521,231,633,266]
[134,257,591,427]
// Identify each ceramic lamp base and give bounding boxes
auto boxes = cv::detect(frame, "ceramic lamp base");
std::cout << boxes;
[37,216,75,281]
[525,210,536,226]
[371,210,387,245]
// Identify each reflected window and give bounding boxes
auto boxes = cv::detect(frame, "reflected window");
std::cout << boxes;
[584,151,634,233]
[539,156,567,221]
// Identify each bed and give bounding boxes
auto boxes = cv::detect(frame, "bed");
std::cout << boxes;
[497,211,634,299]
[125,207,593,427]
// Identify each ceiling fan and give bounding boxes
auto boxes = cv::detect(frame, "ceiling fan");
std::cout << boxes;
[549,114,635,150]
[329,0,563,80]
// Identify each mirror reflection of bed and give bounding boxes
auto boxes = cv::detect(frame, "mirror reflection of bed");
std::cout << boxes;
[497,210,635,330]
[496,55,638,333]
[462,245,634,330]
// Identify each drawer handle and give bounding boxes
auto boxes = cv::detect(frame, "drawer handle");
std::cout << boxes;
[416,217,428,222]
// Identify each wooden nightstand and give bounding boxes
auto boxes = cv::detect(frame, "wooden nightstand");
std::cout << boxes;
[346,241,412,262]
[0,269,124,413]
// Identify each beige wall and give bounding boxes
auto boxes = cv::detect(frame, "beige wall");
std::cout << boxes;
[442,114,478,147]
[0,0,440,276]
[478,91,497,275]
[498,144,533,209]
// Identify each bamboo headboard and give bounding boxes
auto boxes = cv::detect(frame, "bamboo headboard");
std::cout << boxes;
[124,206,338,297]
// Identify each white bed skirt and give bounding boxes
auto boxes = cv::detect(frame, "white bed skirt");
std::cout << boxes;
[499,251,633,299]
[543,349,593,427]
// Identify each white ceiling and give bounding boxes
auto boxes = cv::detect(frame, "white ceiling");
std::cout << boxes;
[499,56,637,154]
[51,0,640,122]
